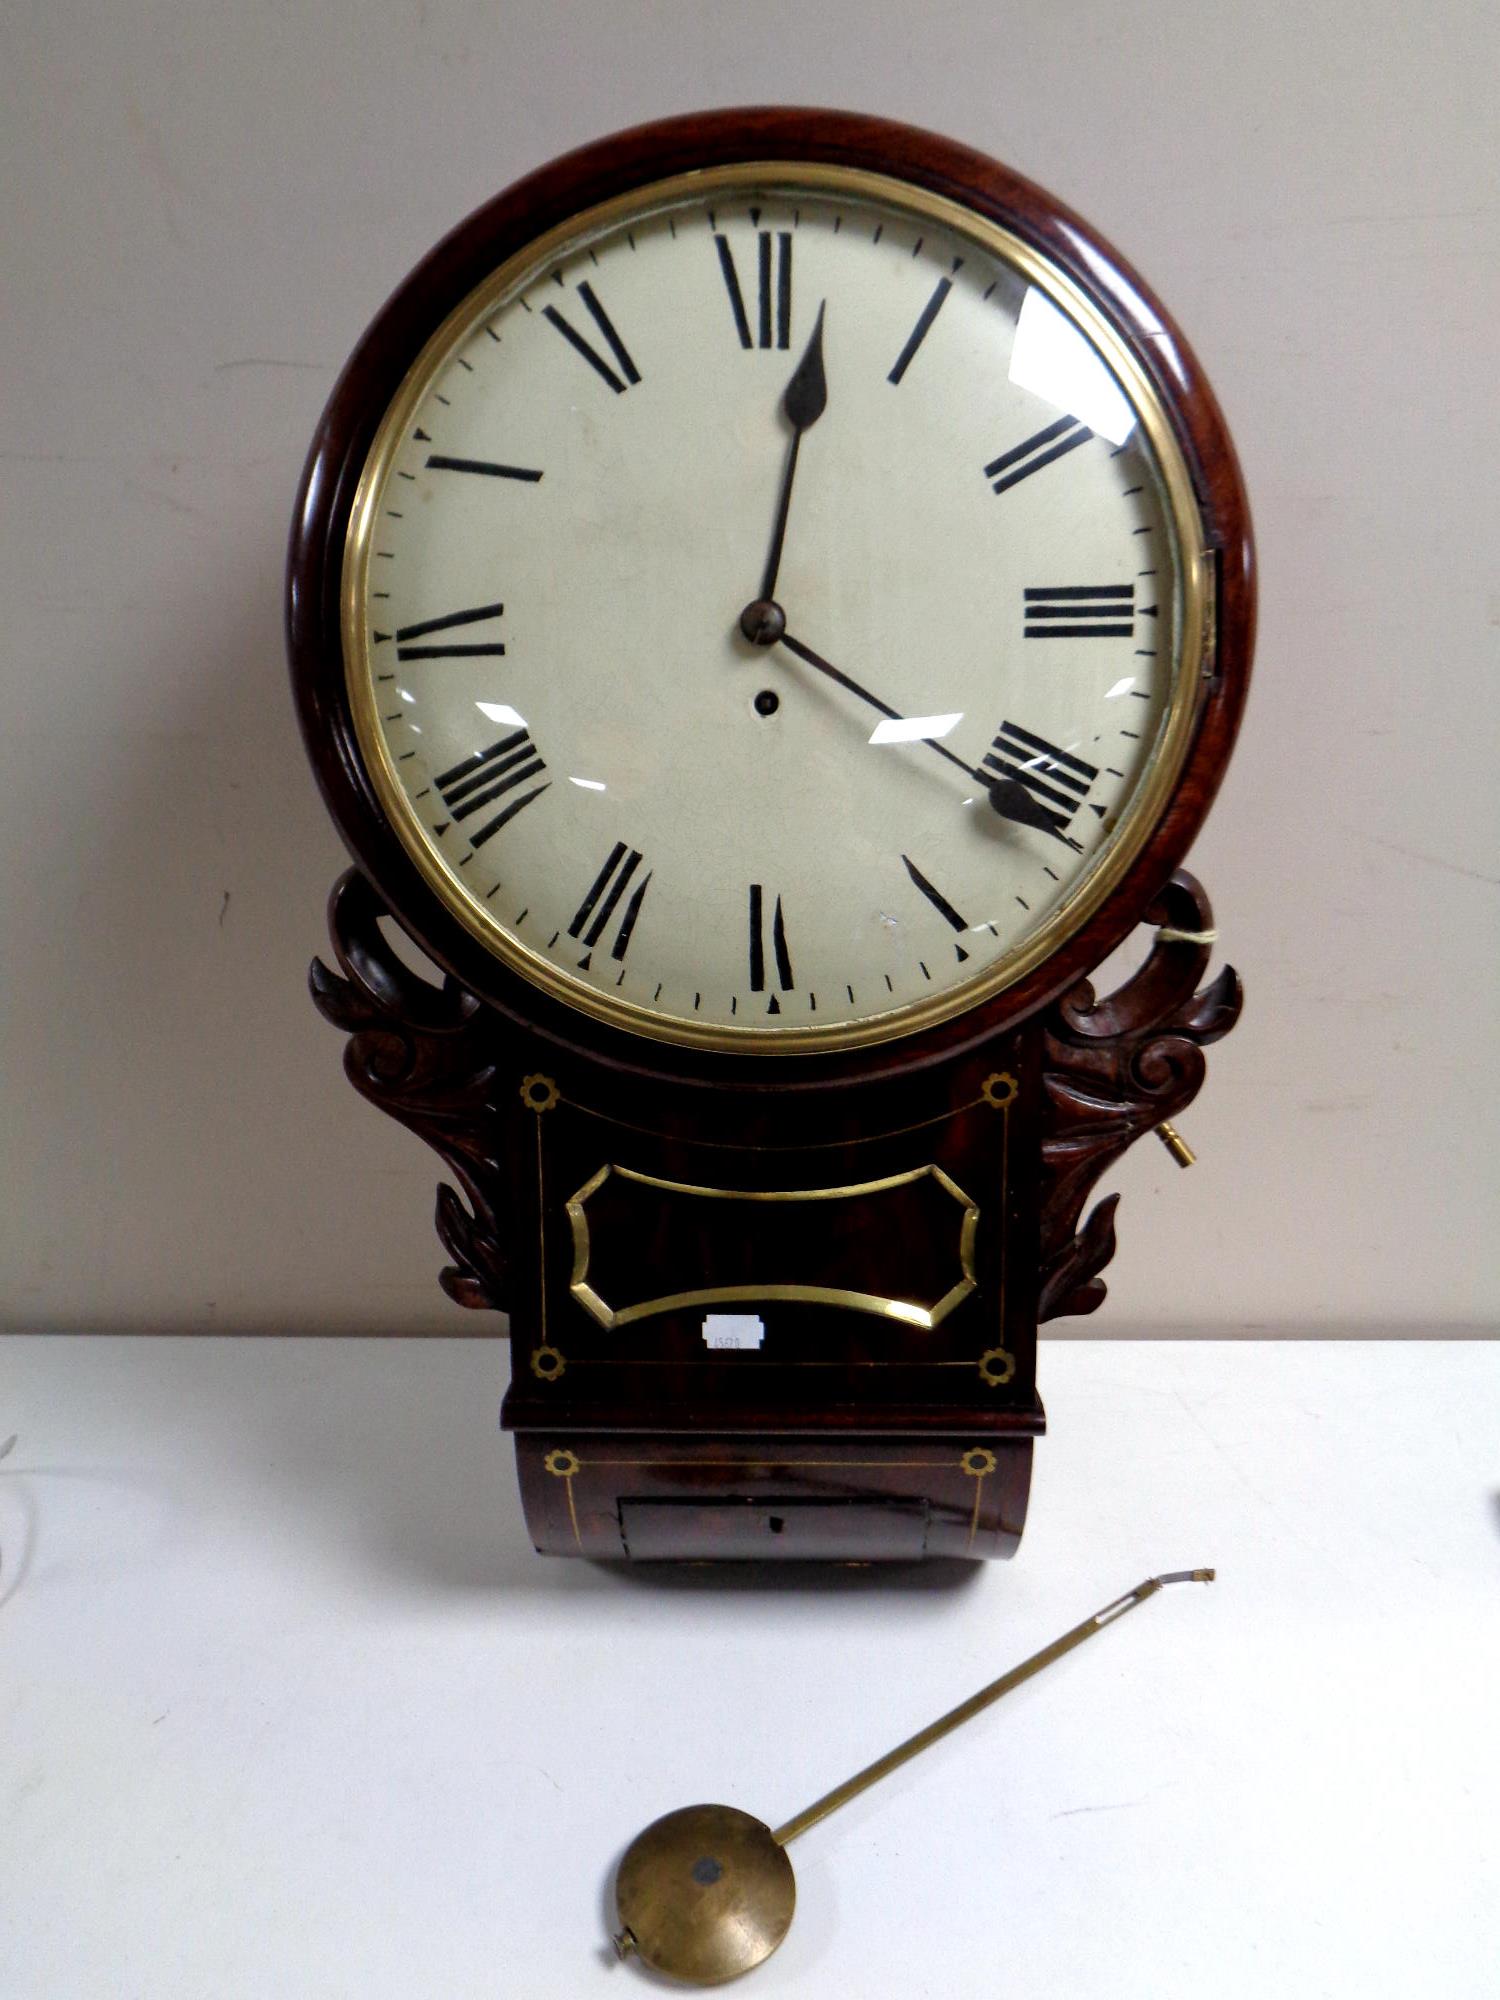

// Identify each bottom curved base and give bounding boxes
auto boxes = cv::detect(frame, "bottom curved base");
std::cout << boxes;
[513,1429,1035,1561]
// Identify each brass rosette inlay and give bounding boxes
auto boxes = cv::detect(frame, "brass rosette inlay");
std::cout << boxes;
[520,1073,560,1113]
[530,1343,566,1382]
[544,1448,581,1478]
[978,1346,1017,1387]
[961,1447,998,1478]
[981,1071,1018,1109]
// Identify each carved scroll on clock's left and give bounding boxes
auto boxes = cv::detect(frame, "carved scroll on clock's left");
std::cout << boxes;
[309,868,514,1314]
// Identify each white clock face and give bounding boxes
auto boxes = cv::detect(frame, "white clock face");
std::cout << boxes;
[345,165,1206,1051]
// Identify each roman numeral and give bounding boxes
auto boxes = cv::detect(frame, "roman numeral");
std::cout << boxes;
[888,277,953,384]
[983,415,1092,495]
[434,730,549,846]
[714,231,791,348]
[748,884,794,1004]
[568,842,652,963]
[542,282,641,393]
[394,600,506,661]
[1023,584,1135,639]
[425,455,543,482]
[983,722,1098,834]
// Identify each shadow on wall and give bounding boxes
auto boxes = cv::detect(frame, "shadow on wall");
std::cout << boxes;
[11,438,474,1332]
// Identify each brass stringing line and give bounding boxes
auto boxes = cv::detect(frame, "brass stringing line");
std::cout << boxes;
[997,1097,1008,1355]
[965,1468,988,1552]
[565,1094,990,1154]
[544,1449,584,1548]
[579,1458,943,1471]
[535,1112,547,1344]
[566,1356,985,1367]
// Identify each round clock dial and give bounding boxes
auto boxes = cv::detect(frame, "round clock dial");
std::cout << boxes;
[344,164,1208,1052]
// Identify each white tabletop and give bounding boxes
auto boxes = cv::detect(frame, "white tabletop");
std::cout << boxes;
[1,1336,1495,1999]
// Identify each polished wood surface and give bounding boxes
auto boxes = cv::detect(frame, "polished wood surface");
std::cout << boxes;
[515,1433,1035,1561]
[289,109,1254,1560]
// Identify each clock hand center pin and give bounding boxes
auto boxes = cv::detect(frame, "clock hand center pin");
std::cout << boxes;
[738,596,786,647]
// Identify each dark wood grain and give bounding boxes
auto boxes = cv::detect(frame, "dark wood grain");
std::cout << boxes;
[291,109,1254,1561]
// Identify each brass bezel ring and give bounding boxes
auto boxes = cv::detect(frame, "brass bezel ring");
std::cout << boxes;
[344,161,1211,1057]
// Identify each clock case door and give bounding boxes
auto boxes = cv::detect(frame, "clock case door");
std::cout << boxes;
[290,109,1253,1562]
[504,1019,1043,1563]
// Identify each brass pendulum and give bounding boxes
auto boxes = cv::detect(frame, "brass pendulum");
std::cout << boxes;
[610,1569,1214,1984]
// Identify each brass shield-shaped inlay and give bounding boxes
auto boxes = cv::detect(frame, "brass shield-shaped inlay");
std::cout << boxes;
[566,1163,978,1331]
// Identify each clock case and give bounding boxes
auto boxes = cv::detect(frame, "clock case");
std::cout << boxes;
[288,108,1253,1563]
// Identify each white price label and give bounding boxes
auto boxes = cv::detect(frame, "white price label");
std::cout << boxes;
[702,1313,765,1351]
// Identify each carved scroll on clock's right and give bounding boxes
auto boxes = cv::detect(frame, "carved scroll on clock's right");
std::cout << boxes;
[1037,870,1242,1322]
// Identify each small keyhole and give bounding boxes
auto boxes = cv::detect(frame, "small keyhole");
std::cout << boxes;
[768,1515,786,1534]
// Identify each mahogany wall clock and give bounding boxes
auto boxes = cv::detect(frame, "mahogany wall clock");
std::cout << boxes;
[288,108,1253,1562]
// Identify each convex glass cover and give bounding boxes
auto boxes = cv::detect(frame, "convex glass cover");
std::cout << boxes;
[344,164,1209,1051]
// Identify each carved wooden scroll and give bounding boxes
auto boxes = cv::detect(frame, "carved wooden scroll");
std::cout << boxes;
[1036,870,1242,1322]
[312,864,1242,1337]
[309,869,511,1313]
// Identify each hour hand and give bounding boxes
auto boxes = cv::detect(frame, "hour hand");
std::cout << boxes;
[781,300,827,431]
[757,304,828,603]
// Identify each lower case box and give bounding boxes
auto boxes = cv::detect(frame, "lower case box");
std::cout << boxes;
[514,1432,1035,1562]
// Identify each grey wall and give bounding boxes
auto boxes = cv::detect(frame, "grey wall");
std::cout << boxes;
[2,0,1495,1333]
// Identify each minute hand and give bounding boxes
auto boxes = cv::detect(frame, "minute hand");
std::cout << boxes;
[777,631,1071,838]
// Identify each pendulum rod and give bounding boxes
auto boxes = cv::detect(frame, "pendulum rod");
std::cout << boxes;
[769,1569,1214,1847]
